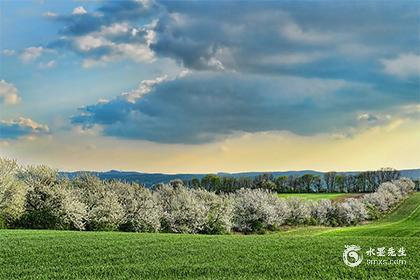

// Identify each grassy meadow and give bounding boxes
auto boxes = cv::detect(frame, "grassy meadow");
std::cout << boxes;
[276,193,360,201]
[1,193,418,279]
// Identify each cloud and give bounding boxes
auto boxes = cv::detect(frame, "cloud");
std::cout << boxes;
[47,0,160,37]
[36,0,418,86]
[0,80,21,105]
[72,6,87,15]
[121,75,168,102]
[43,1,337,71]
[337,43,376,57]
[0,117,49,140]
[357,113,391,125]
[71,72,378,144]
[15,0,417,146]
[2,49,15,56]
[20,46,44,62]
[380,53,420,79]
[257,52,326,66]
[50,19,156,67]
[43,11,58,18]
[147,2,417,79]
[354,103,420,133]
[38,60,57,69]
[357,113,380,122]
[280,21,333,44]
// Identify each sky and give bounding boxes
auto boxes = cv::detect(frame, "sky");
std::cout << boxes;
[0,0,419,173]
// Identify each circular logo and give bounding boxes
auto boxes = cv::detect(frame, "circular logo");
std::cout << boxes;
[343,245,363,267]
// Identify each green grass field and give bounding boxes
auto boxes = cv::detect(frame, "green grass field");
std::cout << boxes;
[1,193,419,279]
[277,192,359,201]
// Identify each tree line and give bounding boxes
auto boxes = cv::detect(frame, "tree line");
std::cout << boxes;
[183,168,406,193]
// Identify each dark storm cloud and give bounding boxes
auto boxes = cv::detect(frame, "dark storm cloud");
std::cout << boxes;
[71,72,384,144]
[151,0,418,77]
[59,0,419,143]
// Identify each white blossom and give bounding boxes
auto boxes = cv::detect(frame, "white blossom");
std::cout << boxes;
[231,189,279,232]
[155,184,206,233]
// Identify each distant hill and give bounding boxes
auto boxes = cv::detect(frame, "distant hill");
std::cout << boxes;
[61,168,420,187]
[400,169,420,180]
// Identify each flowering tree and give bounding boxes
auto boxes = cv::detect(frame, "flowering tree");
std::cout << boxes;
[286,198,311,225]
[155,184,206,233]
[72,174,123,231]
[231,189,280,232]
[311,199,335,226]
[192,189,233,234]
[0,158,26,227]
[335,199,368,225]
[112,181,162,232]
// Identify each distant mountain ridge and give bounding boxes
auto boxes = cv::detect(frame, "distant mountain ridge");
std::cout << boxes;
[61,168,420,187]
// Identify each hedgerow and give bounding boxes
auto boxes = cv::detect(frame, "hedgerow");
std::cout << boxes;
[0,158,415,233]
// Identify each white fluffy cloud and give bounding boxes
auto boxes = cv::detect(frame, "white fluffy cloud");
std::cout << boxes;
[72,6,87,15]
[74,22,155,68]
[0,80,21,105]
[121,75,168,103]
[0,117,49,140]
[380,53,420,79]
[20,46,44,62]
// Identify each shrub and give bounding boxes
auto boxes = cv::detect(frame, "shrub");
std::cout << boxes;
[335,198,368,225]
[192,189,233,234]
[112,181,162,232]
[155,184,206,233]
[311,199,336,226]
[59,187,87,230]
[17,165,79,229]
[286,198,311,225]
[363,179,415,218]
[231,189,279,233]
[363,191,389,212]
[271,198,291,227]
[392,178,415,196]
[378,182,402,204]
[72,174,123,231]
[0,158,27,226]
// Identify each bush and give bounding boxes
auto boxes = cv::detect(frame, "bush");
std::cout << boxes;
[112,181,162,232]
[335,199,368,225]
[155,184,206,233]
[363,191,389,212]
[59,187,87,230]
[72,174,123,231]
[311,199,336,226]
[286,198,311,225]
[392,178,415,196]
[231,189,279,233]
[0,158,27,226]
[17,165,80,229]
[271,198,291,227]
[192,189,233,234]
[363,179,414,216]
